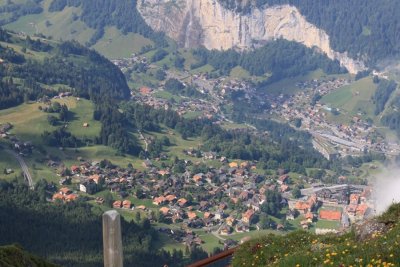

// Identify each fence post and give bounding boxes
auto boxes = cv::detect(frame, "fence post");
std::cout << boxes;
[103,210,123,267]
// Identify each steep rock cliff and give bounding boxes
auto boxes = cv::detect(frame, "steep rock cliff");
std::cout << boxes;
[137,0,365,74]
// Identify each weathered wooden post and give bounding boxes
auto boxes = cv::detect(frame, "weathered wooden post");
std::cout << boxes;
[103,210,123,267]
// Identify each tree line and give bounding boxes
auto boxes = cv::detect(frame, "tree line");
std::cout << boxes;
[191,39,346,83]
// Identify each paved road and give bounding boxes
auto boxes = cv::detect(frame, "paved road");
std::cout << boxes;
[5,149,34,189]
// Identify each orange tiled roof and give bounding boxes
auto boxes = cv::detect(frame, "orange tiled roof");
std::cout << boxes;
[165,194,176,202]
[65,194,78,201]
[59,187,71,195]
[356,204,368,215]
[113,200,122,208]
[295,201,310,211]
[52,193,64,200]
[187,211,197,220]
[319,210,341,221]
[159,207,170,215]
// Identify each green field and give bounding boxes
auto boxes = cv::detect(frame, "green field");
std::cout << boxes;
[315,220,340,229]
[91,27,153,59]
[0,150,21,181]
[321,76,378,122]
[3,0,153,59]
[266,69,343,95]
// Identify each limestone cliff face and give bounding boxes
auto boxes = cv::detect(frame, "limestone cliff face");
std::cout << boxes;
[138,0,365,74]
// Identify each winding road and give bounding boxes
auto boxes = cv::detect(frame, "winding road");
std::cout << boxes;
[5,149,34,189]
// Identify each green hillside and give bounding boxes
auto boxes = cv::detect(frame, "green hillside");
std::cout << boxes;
[0,0,159,58]
[0,245,59,267]
[233,203,400,266]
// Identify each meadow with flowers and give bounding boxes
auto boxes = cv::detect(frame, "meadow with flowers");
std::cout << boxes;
[232,203,400,267]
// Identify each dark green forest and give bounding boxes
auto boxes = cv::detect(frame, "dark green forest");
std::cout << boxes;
[0,179,183,267]
[0,245,59,267]
[217,0,400,65]
[191,39,346,83]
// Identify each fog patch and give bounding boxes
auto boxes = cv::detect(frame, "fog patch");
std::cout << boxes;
[372,168,400,214]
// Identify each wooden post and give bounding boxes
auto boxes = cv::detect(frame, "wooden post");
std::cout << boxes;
[103,210,123,267]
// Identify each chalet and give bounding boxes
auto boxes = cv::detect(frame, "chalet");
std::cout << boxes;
[280,184,289,192]
[159,207,170,215]
[192,173,204,183]
[203,152,217,160]
[122,200,132,209]
[229,162,238,168]
[240,161,250,169]
[203,212,213,219]
[219,225,232,235]
[187,212,197,221]
[278,175,289,185]
[113,200,122,209]
[235,221,249,233]
[349,194,360,205]
[59,187,72,196]
[242,209,255,224]
[70,165,80,174]
[305,212,314,222]
[153,196,166,205]
[52,193,64,201]
[294,201,310,214]
[165,194,177,203]
[226,216,236,227]
[177,198,188,207]
[65,194,78,202]
[89,174,101,184]
[214,211,224,220]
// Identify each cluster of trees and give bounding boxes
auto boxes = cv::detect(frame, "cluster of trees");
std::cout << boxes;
[218,0,400,65]
[373,79,397,115]
[48,0,166,46]
[0,179,186,267]
[94,103,142,155]
[164,78,204,98]
[191,39,346,82]
[41,128,81,147]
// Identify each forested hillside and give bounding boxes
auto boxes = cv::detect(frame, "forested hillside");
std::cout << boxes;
[192,39,346,82]
[0,245,59,267]
[0,179,181,267]
[0,28,140,154]
[218,0,400,65]
[48,0,165,46]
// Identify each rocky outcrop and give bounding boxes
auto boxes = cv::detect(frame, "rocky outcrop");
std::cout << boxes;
[137,0,365,74]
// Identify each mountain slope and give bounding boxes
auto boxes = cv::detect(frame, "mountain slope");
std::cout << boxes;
[137,0,365,74]
[233,203,400,266]
[218,0,400,66]
[0,245,59,267]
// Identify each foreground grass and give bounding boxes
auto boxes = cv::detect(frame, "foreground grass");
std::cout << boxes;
[233,203,400,267]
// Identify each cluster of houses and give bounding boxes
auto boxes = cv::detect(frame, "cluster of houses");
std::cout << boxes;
[286,184,374,233]
[52,187,78,202]
[271,77,400,158]
[45,148,375,247]
[0,122,33,156]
